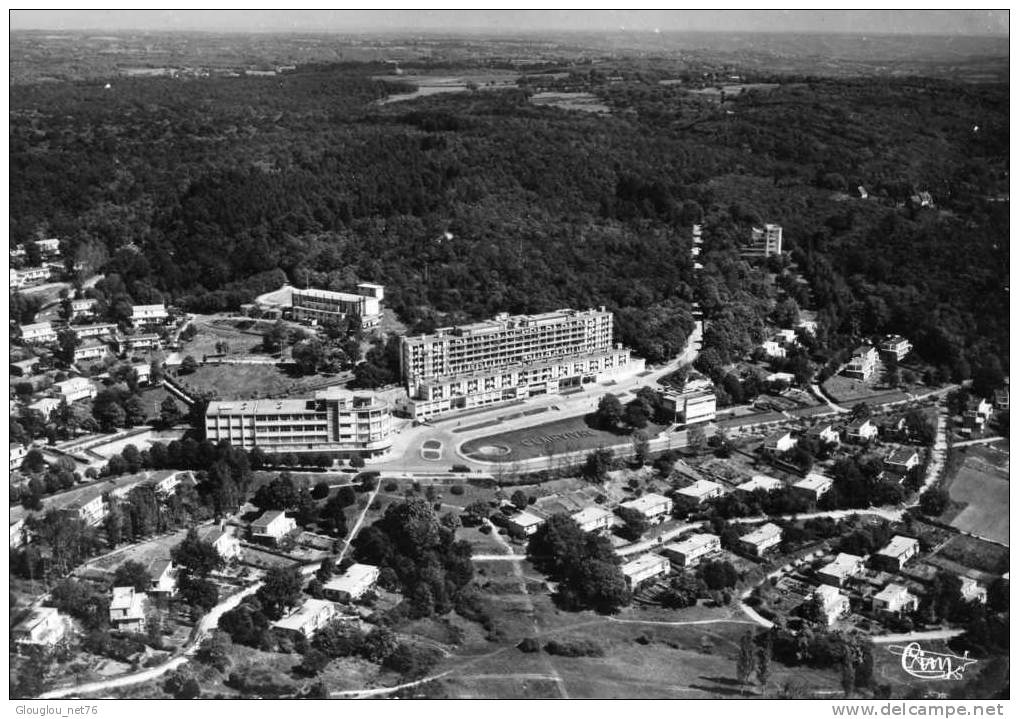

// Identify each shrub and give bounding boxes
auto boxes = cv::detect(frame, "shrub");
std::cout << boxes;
[384,481,398,492]
[449,485,465,496]
[544,639,604,657]
[450,464,470,473]
[517,637,541,653]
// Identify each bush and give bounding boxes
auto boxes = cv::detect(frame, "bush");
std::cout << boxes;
[383,642,442,678]
[517,637,541,653]
[449,485,465,496]
[384,481,398,492]
[450,464,470,473]
[544,639,604,657]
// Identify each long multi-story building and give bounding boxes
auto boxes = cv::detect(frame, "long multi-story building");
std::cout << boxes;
[290,283,383,329]
[204,387,392,458]
[398,307,644,420]
[742,224,783,258]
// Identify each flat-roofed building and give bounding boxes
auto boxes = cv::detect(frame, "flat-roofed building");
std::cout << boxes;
[273,598,336,640]
[124,334,162,353]
[35,238,62,257]
[69,298,97,318]
[109,587,146,632]
[250,510,297,544]
[878,335,913,362]
[845,417,878,443]
[872,583,917,614]
[29,397,62,418]
[761,340,787,359]
[844,346,878,380]
[739,522,783,557]
[72,323,118,341]
[508,511,546,537]
[813,585,849,626]
[10,443,28,471]
[792,473,833,502]
[960,577,987,604]
[659,378,717,426]
[735,475,784,496]
[19,322,57,344]
[62,495,107,526]
[10,266,52,289]
[621,554,670,588]
[743,224,783,257]
[290,286,382,329]
[816,553,865,587]
[993,389,1009,410]
[399,308,644,420]
[676,479,724,504]
[73,341,109,363]
[322,563,380,602]
[662,533,720,567]
[132,362,152,385]
[205,387,393,457]
[55,376,96,403]
[571,506,614,533]
[131,304,169,326]
[148,473,181,496]
[873,536,919,572]
[619,493,673,524]
[13,607,65,646]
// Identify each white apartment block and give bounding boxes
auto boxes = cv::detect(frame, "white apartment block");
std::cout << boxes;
[399,308,644,420]
[621,554,671,589]
[19,322,57,344]
[662,533,720,567]
[250,510,297,544]
[878,335,913,362]
[872,583,918,614]
[10,443,28,471]
[743,224,783,257]
[109,587,146,632]
[322,563,380,602]
[10,266,52,289]
[290,284,383,329]
[619,493,673,523]
[35,238,61,256]
[55,376,97,403]
[660,377,717,425]
[814,585,849,626]
[196,525,242,561]
[739,522,783,556]
[72,323,118,341]
[131,304,169,326]
[124,334,162,352]
[676,479,724,504]
[205,387,393,457]
[70,298,97,317]
[13,607,65,646]
[73,342,108,363]
[792,472,833,502]
[816,552,865,587]
[844,345,878,380]
[273,598,336,640]
[571,506,614,533]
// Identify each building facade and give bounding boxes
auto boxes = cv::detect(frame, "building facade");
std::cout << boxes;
[399,308,644,420]
[660,378,717,426]
[205,387,393,457]
[19,322,57,344]
[290,284,383,329]
[844,346,878,380]
[662,533,720,567]
[742,224,783,257]
[621,554,670,589]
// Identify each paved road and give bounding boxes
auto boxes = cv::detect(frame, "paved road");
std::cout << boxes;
[39,582,263,699]
[871,628,966,645]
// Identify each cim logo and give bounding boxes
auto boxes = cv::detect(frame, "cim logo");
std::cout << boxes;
[887,642,977,680]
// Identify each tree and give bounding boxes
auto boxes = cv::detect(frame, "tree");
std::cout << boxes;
[736,631,756,691]
[180,355,199,375]
[919,487,949,517]
[756,631,773,696]
[700,560,738,590]
[22,448,46,473]
[510,490,528,510]
[56,328,80,365]
[292,338,327,375]
[171,528,226,578]
[252,473,299,512]
[595,393,624,429]
[623,401,649,429]
[311,481,330,500]
[686,424,707,453]
[362,626,399,663]
[159,396,183,428]
[196,631,233,673]
[256,565,304,620]
[180,575,219,611]
[616,506,649,542]
[298,648,331,676]
[631,429,651,465]
[582,448,615,482]
[112,560,152,592]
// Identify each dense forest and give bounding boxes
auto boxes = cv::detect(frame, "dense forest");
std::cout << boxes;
[9,61,1009,374]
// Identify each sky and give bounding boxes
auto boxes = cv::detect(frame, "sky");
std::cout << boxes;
[8,9,1010,36]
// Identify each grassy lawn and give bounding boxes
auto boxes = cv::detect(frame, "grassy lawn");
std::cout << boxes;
[460,414,666,463]
[934,534,1009,576]
[180,363,328,400]
[941,448,1010,545]
[87,528,192,572]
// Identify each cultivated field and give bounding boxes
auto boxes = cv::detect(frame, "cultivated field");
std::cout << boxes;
[181,363,338,400]
[822,373,910,405]
[943,447,1009,546]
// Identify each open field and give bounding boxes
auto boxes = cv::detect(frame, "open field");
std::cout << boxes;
[934,534,1009,576]
[530,92,610,114]
[86,527,192,573]
[460,414,665,463]
[180,363,335,400]
[822,373,910,405]
[942,448,1009,546]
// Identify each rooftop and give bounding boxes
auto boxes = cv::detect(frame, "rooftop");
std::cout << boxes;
[621,553,669,576]
[620,492,671,514]
[677,479,724,498]
[510,511,545,528]
[571,506,613,526]
[251,510,287,530]
[664,533,719,554]
[886,447,919,463]
[794,473,833,492]
[736,475,784,493]
[878,535,919,558]
[323,563,379,593]
[819,553,864,579]
[742,522,782,545]
[110,586,140,611]
[273,598,334,632]
[407,307,610,343]
[874,583,913,603]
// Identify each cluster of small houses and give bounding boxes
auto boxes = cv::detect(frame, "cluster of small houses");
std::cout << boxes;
[14,301,175,370]
[9,238,64,289]
[13,501,389,650]
[794,535,988,628]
